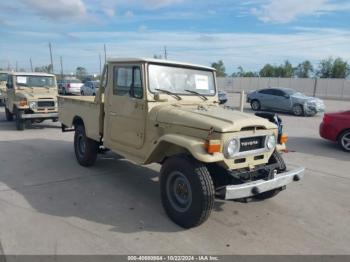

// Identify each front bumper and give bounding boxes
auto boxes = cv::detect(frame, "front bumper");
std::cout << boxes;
[21,112,58,119]
[222,167,305,199]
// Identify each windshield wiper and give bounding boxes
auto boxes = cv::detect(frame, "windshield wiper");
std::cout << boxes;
[184,89,208,101]
[155,88,182,100]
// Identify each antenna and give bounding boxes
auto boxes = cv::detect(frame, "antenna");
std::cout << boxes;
[30,58,33,71]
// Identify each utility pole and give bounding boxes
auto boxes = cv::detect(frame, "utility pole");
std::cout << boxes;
[164,46,168,60]
[99,53,102,77]
[49,42,54,73]
[104,44,107,64]
[30,58,33,71]
[16,61,18,72]
[60,56,64,79]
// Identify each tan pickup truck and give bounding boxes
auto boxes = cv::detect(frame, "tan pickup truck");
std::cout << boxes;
[58,58,304,228]
[4,72,59,130]
[0,71,8,105]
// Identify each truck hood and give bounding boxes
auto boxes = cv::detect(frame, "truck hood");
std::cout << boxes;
[156,104,276,132]
[17,89,57,100]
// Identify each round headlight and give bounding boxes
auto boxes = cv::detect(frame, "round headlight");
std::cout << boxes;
[29,101,37,109]
[266,135,276,149]
[224,138,239,158]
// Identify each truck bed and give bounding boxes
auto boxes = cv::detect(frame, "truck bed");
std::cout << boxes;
[58,95,103,141]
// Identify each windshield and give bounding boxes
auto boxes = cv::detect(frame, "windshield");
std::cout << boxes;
[0,73,7,82]
[149,64,215,96]
[16,75,56,88]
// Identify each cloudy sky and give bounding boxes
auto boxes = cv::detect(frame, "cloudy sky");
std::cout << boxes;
[0,0,349,74]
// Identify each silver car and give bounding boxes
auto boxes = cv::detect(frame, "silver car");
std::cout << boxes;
[247,87,325,116]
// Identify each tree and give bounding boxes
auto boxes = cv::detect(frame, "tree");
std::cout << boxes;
[332,58,350,78]
[295,60,314,78]
[34,64,53,73]
[281,60,294,77]
[259,64,275,77]
[211,60,226,77]
[317,57,350,78]
[76,66,87,80]
[233,66,258,77]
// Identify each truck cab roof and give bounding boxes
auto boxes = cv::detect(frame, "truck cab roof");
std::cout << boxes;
[107,57,215,71]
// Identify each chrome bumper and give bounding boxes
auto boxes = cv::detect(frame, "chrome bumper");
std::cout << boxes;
[223,167,305,200]
[21,112,59,119]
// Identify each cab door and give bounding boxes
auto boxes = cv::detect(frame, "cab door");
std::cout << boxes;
[104,64,146,150]
[5,75,15,111]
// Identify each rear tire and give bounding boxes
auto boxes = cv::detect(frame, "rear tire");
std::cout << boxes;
[15,110,25,131]
[250,100,261,111]
[74,124,99,166]
[160,155,215,228]
[5,107,13,121]
[254,151,286,200]
[338,130,350,152]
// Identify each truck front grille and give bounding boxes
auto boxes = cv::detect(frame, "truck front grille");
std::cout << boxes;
[239,136,265,152]
[38,101,55,107]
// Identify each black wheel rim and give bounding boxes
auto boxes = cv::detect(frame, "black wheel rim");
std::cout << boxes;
[166,171,192,212]
[77,133,86,157]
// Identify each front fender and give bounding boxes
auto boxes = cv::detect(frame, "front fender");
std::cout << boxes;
[144,134,224,164]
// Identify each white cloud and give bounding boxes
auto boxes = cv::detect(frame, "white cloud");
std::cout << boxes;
[251,0,350,23]
[146,0,185,9]
[20,0,87,20]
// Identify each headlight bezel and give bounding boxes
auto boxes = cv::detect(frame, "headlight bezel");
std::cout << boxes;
[223,138,240,158]
[266,135,276,150]
[29,101,37,109]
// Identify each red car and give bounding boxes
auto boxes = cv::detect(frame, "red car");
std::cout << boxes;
[320,110,350,152]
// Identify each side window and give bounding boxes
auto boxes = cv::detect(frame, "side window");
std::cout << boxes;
[113,66,143,99]
[259,89,273,95]
[7,76,13,89]
[274,90,285,97]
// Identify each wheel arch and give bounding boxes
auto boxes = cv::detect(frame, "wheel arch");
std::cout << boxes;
[72,115,84,129]
[144,134,224,165]
[337,128,350,141]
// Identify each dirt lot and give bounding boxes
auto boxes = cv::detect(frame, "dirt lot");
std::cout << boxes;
[0,95,349,255]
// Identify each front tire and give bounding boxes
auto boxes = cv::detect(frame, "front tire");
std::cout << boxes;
[5,107,13,121]
[292,104,304,116]
[250,100,261,111]
[74,124,99,166]
[15,110,25,131]
[254,151,286,200]
[338,130,350,152]
[160,155,215,228]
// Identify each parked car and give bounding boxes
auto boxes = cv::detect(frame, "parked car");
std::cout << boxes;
[58,79,83,95]
[320,110,350,152]
[80,80,100,96]
[247,87,325,116]
[218,90,228,104]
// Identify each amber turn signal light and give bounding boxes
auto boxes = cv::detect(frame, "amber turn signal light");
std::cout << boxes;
[19,99,27,107]
[205,140,221,154]
[280,133,288,144]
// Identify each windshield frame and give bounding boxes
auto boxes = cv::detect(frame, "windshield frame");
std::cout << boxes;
[147,62,217,97]
[15,75,56,88]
